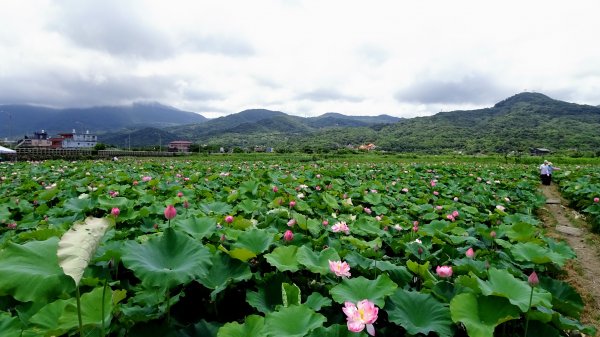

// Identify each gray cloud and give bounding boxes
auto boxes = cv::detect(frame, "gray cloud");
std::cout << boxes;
[50,1,253,59]
[395,74,512,104]
[0,71,177,107]
[181,88,224,101]
[297,88,363,102]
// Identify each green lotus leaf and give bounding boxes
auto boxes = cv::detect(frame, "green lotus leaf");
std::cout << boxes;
[450,293,520,337]
[235,199,262,213]
[0,237,74,302]
[28,286,113,335]
[177,319,221,337]
[539,277,584,318]
[57,217,113,286]
[218,315,264,337]
[239,180,260,196]
[322,193,340,209]
[385,288,453,337]
[263,305,326,337]
[264,246,300,272]
[363,192,381,205]
[227,247,257,262]
[63,197,94,214]
[511,242,572,266]
[200,201,233,215]
[282,283,301,307]
[0,313,21,337]
[329,274,397,307]
[305,292,332,311]
[233,228,274,254]
[307,324,362,337]
[477,268,552,312]
[174,216,216,239]
[296,246,340,275]
[97,195,131,210]
[525,320,560,337]
[198,252,252,300]
[121,228,213,289]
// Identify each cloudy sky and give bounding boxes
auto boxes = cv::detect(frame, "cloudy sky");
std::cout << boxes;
[1,0,599,118]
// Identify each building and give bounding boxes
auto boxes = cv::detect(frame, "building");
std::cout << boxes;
[59,130,98,148]
[168,140,192,152]
[16,130,52,148]
[530,148,551,156]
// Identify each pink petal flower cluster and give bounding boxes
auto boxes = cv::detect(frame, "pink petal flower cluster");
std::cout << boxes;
[283,230,294,242]
[466,247,474,258]
[331,221,350,234]
[287,219,296,227]
[594,197,599,203]
[363,207,372,214]
[446,210,460,221]
[164,205,177,220]
[436,265,453,278]
[225,215,234,223]
[111,207,120,217]
[343,300,378,336]
[142,176,152,182]
[328,260,351,277]
[528,271,539,286]
[289,200,296,208]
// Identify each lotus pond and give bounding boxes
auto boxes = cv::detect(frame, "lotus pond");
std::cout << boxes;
[0,158,596,337]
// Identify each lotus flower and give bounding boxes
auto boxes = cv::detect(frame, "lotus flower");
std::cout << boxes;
[331,221,350,234]
[283,230,294,241]
[289,200,296,208]
[111,207,120,217]
[329,260,351,277]
[466,247,474,258]
[164,205,177,220]
[225,215,234,223]
[436,265,453,278]
[342,300,378,336]
[287,219,296,227]
[528,271,539,287]
[594,197,599,203]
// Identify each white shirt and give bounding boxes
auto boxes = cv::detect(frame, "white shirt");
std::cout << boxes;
[539,164,549,175]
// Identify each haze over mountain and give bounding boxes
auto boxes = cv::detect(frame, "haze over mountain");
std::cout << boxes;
[0,102,207,139]
[4,92,599,155]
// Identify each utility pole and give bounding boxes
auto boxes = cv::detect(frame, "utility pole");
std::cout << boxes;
[128,132,131,151]
[159,133,161,152]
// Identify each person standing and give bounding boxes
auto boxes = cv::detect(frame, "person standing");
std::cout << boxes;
[539,160,550,185]
[547,161,559,185]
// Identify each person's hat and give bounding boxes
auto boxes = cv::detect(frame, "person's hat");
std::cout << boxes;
[544,160,548,164]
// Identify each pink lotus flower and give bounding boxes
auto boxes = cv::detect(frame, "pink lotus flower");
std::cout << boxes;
[364,207,372,214]
[436,205,443,210]
[225,215,234,223]
[490,231,497,238]
[183,200,190,209]
[111,207,120,217]
[6,223,17,229]
[331,221,350,234]
[133,180,139,185]
[322,220,329,226]
[528,271,539,286]
[496,205,506,212]
[446,214,455,221]
[433,191,439,196]
[452,210,459,218]
[289,200,296,208]
[594,197,599,203]
[402,188,409,193]
[342,300,378,336]
[287,219,296,227]
[142,176,152,182]
[466,247,474,258]
[329,260,351,277]
[164,205,177,220]
[177,192,183,197]
[283,230,294,241]
[430,180,436,187]
[436,265,453,278]
[272,186,278,193]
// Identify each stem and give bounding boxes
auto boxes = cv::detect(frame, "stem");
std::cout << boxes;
[101,277,108,337]
[524,287,534,337]
[166,290,171,325]
[76,286,83,337]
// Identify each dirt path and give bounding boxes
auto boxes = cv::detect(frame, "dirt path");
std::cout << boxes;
[539,184,600,329]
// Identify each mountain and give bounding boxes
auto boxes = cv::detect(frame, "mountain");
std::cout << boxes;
[306,113,402,128]
[0,102,207,139]
[370,92,600,154]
